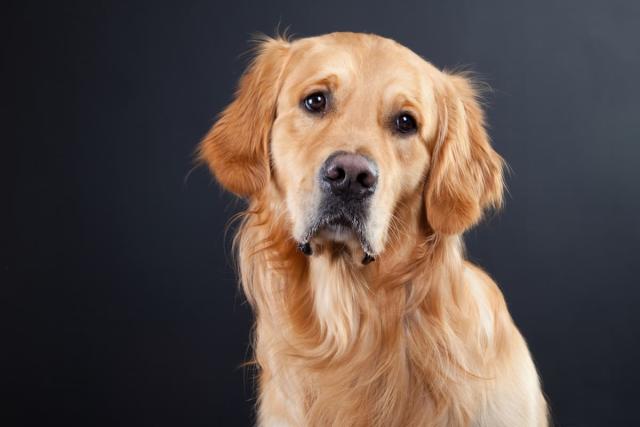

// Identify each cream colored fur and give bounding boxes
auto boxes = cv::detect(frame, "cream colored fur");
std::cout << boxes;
[199,32,548,426]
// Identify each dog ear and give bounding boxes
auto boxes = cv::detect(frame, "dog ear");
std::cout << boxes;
[198,37,290,197]
[425,73,504,235]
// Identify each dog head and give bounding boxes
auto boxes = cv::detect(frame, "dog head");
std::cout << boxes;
[200,33,503,261]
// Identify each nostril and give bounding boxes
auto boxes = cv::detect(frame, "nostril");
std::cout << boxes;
[326,166,345,181]
[357,171,374,188]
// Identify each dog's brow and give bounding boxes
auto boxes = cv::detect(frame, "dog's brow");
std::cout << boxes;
[387,93,423,117]
[299,73,340,93]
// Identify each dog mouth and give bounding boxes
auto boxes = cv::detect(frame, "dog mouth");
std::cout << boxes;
[298,212,375,264]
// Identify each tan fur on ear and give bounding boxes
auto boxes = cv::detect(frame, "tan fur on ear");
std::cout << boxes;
[198,37,291,197]
[426,73,504,235]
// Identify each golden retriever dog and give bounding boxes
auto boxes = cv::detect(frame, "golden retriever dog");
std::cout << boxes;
[199,32,548,427]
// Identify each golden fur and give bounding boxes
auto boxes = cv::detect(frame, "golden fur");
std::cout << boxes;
[200,32,548,426]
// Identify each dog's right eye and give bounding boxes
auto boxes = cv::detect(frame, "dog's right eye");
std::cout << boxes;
[303,92,327,113]
[395,112,418,134]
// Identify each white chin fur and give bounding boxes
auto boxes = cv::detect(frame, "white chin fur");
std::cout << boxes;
[316,224,357,243]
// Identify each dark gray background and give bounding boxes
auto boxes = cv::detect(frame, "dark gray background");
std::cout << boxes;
[4,0,640,426]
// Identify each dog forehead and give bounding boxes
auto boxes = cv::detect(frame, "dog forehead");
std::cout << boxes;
[284,33,434,98]
[294,32,419,61]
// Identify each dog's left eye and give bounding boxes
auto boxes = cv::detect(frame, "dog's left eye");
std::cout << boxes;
[395,113,418,134]
[303,92,327,113]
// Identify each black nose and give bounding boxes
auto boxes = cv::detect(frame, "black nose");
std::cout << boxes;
[322,152,378,198]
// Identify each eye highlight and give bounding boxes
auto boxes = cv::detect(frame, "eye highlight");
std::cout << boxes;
[303,92,327,113]
[394,112,418,134]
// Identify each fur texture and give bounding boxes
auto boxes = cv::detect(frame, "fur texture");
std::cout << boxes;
[200,32,548,427]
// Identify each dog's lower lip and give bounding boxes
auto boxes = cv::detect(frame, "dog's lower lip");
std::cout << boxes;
[325,223,350,233]
[300,212,375,263]
[320,215,358,238]
[298,242,313,256]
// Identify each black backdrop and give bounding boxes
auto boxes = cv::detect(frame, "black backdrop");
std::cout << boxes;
[4,1,640,426]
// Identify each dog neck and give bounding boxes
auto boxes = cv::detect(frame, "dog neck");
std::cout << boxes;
[235,195,481,425]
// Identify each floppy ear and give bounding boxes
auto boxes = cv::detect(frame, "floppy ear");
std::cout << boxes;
[425,73,504,235]
[198,38,290,197]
